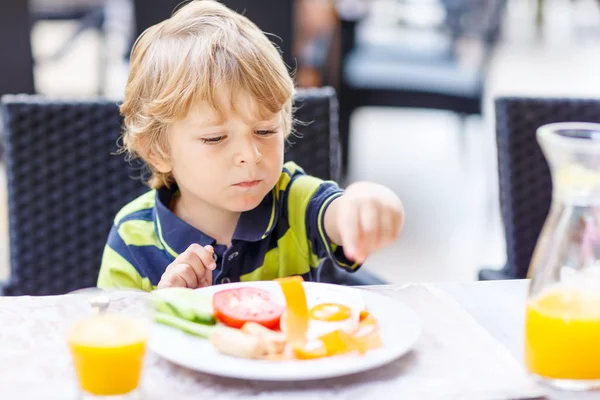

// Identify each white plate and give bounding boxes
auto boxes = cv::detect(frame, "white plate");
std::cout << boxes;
[149,281,421,381]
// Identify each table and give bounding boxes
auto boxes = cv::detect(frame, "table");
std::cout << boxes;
[0,280,597,399]
[442,280,598,400]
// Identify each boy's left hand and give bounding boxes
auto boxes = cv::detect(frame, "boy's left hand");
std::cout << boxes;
[325,182,404,264]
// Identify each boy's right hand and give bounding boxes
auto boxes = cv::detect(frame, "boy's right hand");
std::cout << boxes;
[157,244,216,289]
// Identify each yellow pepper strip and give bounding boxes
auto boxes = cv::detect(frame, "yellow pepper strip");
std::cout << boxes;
[276,276,308,347]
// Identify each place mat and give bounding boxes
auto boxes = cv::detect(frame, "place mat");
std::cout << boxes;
[0,285,546,400]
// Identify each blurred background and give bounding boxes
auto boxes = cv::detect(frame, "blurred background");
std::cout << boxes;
[1,0,600,286]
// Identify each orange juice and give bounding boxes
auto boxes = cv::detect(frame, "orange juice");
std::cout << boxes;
[525,286,600,380]
[67,314,148,396]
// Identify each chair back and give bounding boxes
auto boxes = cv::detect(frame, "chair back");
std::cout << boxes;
[495,96,600,278]
[1,87,340,294]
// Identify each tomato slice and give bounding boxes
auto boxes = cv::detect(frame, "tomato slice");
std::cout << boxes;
[213,287,284,330]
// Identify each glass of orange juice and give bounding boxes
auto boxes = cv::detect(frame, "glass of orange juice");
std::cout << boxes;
[525,123,600,390]
[66,289,150,399]
[525,285,600,387]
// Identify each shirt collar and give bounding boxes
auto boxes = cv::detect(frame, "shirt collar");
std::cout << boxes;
[153,186,279,256]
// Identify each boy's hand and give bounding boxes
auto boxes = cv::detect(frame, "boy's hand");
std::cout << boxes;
[325,182,404,264]
[157,244,216,289]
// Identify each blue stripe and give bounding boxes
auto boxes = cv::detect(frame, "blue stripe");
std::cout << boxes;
[106,225,170,285]
[106,226,139,272]
[305,182,343,258]
[117,208,154,226]
[127,245,171,285]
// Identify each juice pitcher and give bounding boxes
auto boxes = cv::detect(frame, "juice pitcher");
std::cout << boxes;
[525,122,600,390]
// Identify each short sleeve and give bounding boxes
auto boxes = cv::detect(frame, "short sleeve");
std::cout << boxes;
[283,162,361,272]
[97,225,155,291]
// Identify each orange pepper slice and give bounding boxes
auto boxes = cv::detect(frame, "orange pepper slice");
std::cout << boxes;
[359,310,370,322]
[276,276,308,347]
[292,342,328,360]
[319,329,356,356]
[353,325,383,354]
[359,312,378,327]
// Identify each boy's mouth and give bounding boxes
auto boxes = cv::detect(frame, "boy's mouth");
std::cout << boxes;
[233,180,261,188]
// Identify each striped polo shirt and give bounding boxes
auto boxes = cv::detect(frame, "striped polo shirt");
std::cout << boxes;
[97,162,360,291]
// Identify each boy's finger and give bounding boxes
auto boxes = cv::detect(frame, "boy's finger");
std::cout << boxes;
[338,203,361,261]
[158,271,187,289]
[172,263,199,288]
[359,203,380,259]
[177,249,205,279]
[201,268,213,287]
[379,209,395,247]
[388,205,404,243]
[188,243,217,271]
[392,210,404,238]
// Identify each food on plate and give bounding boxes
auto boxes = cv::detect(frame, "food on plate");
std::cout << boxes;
[353,321,383,354]
[291,307,382,359]
[151,288,216,338]
[150,287,215,325]
[210,322,287,359]
[242,322,287,355]
[155,311,214,338]
[277,276,309,346]
[213,287,285,329]
[150,278,383,361]
[210,326,263,359]
[301,283,366,340]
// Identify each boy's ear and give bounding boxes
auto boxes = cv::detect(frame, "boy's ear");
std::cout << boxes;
[137,136,172,174]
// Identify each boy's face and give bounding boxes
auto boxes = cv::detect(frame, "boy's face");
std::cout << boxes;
[155,90,285,213]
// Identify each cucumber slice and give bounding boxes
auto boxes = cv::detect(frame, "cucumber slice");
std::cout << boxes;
[150,288,215,325]
[154,312,214,338]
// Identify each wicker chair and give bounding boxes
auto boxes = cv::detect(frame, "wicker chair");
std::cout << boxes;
[0,87,384,295]
[479,96,600,280]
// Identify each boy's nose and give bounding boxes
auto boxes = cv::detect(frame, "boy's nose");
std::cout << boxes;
[233,139,262,165]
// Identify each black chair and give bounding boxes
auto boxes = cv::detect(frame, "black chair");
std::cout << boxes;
[1,96,146,295]
[286,87,341,183]
[337,0,507,173]
[479,97,600,281]
[0,87,385,295]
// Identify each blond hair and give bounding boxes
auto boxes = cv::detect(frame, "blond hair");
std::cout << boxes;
[120,0,295,188]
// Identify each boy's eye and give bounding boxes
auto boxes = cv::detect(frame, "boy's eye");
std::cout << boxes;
[255,129,277,136]
[201,136,225,144]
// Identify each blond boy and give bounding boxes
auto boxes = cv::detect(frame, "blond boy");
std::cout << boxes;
[97,0,403,291]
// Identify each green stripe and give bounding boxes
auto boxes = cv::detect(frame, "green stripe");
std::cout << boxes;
[155,213,179,258]
[97,245,154,291]
[114,190,155,225]
[118,219,164,248]
[276,168,293,193]
[261,189,277,239]
[286,175,322,257]
[282,161,303,176]
[241,230,311,281]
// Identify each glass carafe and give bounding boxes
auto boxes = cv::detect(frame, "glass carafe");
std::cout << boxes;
[525,122,600,391]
